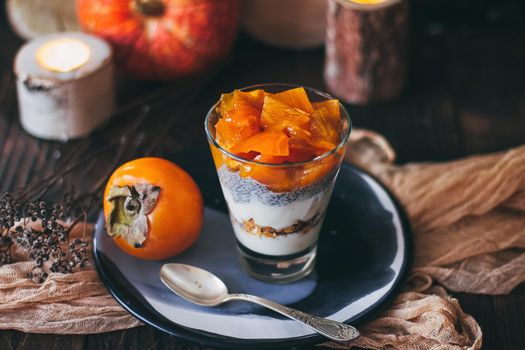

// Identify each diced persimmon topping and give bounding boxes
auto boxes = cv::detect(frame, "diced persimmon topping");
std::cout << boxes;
[219,90,265,121]
[230,129,290,157]
[311,107,340,146]
[215,90,263,151]
[214,87,345,190]
[233,90,264,117]
[261,95,311,131]
[215,117,260,151]
[272,87,314,113]
[312,100,340,118]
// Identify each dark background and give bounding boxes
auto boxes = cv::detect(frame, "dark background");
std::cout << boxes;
[1,0,525,349]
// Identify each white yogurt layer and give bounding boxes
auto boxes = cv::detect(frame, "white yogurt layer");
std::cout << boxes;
[232,220,322,256]
[222,184,333,228]
[221,182,335,256]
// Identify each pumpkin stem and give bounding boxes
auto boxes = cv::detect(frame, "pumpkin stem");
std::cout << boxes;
[133,0,165,17]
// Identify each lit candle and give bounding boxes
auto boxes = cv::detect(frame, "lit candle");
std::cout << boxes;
[36,38,91,73]
[14,32,115,141]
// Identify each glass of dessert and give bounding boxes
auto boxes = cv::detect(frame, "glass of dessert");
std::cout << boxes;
[205,84,351,283]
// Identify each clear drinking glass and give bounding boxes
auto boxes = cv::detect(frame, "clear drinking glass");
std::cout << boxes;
[205,84,351,283]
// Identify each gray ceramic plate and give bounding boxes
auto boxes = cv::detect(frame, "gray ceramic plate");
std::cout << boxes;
[93,149,413,349]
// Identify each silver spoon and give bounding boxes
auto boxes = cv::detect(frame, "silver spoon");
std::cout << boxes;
[159,263,359,342]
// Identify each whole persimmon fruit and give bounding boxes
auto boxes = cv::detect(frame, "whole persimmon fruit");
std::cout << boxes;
[103,158,203,260]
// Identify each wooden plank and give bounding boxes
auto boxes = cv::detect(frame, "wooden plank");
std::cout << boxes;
[0,330,13,350]
[492,284,525,350]
[455,285,525,350]
[85,329,138,350]
[84,327,206,350]
[6,331,85,350]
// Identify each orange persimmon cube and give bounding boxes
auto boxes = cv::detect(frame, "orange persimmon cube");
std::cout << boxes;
[312,100,340,120]
[286,137,318,162]
[271,87,314,113]
[226,109,261,128]
[218,92,234,118]
[296,153,341,188]
[232,89,265,111]
[240,163,293,192]
[215,116,260,151]
[230,129,290,157]
[311,107,341,145]
[285,128,334,159]
[284,125,312,140]
[252,139,317,164]
[218,90,265,123]
[261,95,311,131]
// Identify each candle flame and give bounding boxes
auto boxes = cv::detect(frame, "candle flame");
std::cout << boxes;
[36,38,91,73]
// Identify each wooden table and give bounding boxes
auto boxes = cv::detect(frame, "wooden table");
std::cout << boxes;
[1,0,524,349]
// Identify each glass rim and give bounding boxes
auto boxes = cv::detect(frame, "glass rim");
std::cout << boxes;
[204,83,352,168]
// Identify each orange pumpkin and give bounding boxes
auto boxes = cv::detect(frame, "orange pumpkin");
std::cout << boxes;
[103,158,203,260]
[76,0,239,80]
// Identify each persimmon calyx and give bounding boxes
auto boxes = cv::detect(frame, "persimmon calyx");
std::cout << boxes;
[106,183,161,248]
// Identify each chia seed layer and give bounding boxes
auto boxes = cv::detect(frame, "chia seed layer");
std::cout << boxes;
[217,166,338,206]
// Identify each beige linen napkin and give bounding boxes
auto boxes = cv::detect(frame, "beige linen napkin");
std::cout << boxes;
[328,130,525,349]
[1,129,524,350]
[0,222,141,334]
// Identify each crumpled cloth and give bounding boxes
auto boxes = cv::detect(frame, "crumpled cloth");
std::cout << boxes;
[326,130,525,349]
[0,222,141,334]
[0,129,524,350]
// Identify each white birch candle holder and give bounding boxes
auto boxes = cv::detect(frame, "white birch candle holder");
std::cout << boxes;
[14,32,115,141]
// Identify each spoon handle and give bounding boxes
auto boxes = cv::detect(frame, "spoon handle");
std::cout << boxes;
[225,293,359,342]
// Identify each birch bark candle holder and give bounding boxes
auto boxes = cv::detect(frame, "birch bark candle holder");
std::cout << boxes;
[324,0,409,105]
[14,32,115,141]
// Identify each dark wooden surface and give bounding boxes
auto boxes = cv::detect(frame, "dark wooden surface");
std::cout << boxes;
[1,0,525,349]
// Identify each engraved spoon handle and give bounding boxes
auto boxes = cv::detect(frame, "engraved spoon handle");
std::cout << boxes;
[225,293,359,342]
